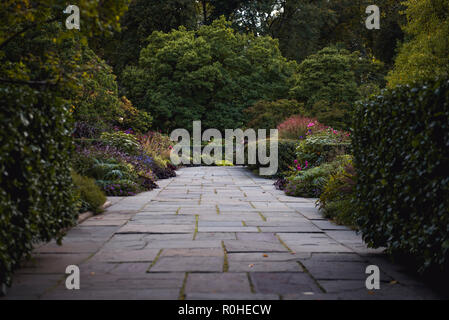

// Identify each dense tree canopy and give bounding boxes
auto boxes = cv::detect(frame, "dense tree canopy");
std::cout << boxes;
[290,47,360,108]
[109,0,198,75]
[269,0,337,62]
[121,18,297,132]
[387,0,449,86]
[289,46,384,128]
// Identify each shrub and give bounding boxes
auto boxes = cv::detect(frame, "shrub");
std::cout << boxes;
[352,77,449,273]
[72,139,173,195]
[97,180,143,197]
[73,121,102,139]
[72,47,124,131]
[284,164,334,198]
[90,159,137,182]
[244,99,305,131]
[100,131,141,155]
[296,129,351,168]
[285,155,352,198]
[118,96,153,134]
[309,100,352,130]
[139,131,173,161]
[245,139,298,178]
[277,116,325,140]
[318,162,357,227]
[72,172,106,214]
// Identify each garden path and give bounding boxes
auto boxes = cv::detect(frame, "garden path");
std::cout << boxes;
[3,167,441,299]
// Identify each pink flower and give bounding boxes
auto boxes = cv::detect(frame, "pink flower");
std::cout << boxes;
[294,160,298,164]
[305,161,309,168]
[307,122,315,128]
[297,165,302,171]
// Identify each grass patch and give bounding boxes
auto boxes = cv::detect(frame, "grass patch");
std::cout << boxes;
[146,249,163,272]
[221,241,229,272]
[193,215,199,240]
[178,272,189,300]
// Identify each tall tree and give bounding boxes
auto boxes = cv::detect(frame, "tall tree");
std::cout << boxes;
[121,18,297,132]
[110,0,198,76]
[387,0,449,86]
[326,0,404,65]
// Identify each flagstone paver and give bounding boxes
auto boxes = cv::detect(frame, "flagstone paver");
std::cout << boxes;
[2,167,442,300]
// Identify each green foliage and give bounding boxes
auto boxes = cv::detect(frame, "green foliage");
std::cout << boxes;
[110,0,198,75]
[290,47,359,129]
[244,99,304,131]
[319,162,357,227]
[246,139,298,178]
[285,156,351,198]
[91,158,144,197]
[118,96,153,134]
[100,131,141,155]
[325,0,405,65]
[290,46,385,129]
[90,159,136,182]
[205,0,404,66]
[122,17,297,132]
[0,1,128,46]
[285,164,334,198]
[270,0,337,62]
[72,46,124,131]
[0,78,78,288]
[139,132,173,162]
[276,140,300,177]
[0,0,130,289]
[72,172,106,214]
[387,0,449,86]
[309,101,352,130]
[296,130,351,168]
[352,77,449,273]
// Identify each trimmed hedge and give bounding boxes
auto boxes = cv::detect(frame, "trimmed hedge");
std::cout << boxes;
[0,86,78,289]
[246,139,297,178]
[352,78,449,273]
[296,131,351,169]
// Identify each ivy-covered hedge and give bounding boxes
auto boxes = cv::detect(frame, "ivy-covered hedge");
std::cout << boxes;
[0,86,78,289]
[352,78,449,273]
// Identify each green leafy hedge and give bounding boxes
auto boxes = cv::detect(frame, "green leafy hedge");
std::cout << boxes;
[246,139,297,178]
[352,78,449,273]
[296,130,351,168]
[0,87,78,288]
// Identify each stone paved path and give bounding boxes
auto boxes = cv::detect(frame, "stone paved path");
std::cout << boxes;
[2,167,441,300]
